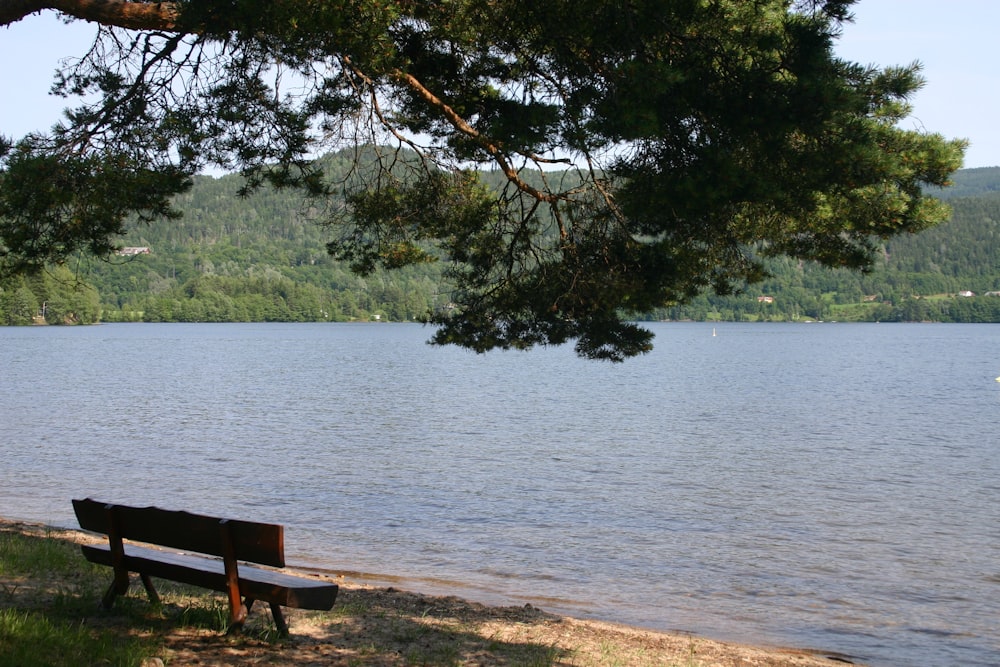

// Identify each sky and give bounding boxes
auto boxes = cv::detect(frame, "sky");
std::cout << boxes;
[0,1,997,169]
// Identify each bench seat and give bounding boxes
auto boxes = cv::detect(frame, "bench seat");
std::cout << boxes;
[80,542,337,611]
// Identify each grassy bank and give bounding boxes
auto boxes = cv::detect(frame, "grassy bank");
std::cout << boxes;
[0,520,855,666]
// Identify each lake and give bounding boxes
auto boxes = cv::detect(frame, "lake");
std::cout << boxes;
[1,322,998,666]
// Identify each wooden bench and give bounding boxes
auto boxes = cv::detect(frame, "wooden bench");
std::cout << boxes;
[72,498,338,635]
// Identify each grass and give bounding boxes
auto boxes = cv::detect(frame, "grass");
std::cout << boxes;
[0,608,148,667]
[0,529,78,576]
[0,529,156,666]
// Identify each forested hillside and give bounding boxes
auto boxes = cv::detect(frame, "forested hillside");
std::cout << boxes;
[656,168,1000,323]
[3,164,1000,326]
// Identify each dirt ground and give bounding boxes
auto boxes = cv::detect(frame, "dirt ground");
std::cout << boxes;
[2,519,862,666]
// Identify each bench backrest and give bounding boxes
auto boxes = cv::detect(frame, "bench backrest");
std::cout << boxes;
[73,498,285,568]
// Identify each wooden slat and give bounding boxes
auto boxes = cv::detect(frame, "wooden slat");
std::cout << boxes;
[73,498,285,567]
[80,543,338,611]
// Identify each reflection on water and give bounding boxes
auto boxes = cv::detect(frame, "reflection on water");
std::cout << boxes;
[2,322,999,667]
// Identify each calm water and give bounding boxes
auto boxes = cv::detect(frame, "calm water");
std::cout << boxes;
[1,322,998,666]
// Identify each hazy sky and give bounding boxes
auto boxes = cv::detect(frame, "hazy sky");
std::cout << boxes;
[1,1,996,168]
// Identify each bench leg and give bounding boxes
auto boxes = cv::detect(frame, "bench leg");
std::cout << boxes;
[100,571,131,609]
[269,602,289,637]
[224,596,249,635]
[225,609,249,634]
[139,574,160,605]
[224,599,288,637]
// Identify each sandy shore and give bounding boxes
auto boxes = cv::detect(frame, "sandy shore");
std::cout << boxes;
[1,517,863,666]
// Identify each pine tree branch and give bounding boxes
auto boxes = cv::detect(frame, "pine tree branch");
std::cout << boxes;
[389,68,559,205]
[1,0,179,31]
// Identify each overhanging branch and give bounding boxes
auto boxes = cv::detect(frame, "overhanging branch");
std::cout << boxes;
[1,0,179,31]
[390,68,560,205]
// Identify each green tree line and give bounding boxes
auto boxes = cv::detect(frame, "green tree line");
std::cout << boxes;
[3,165,1000,327]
